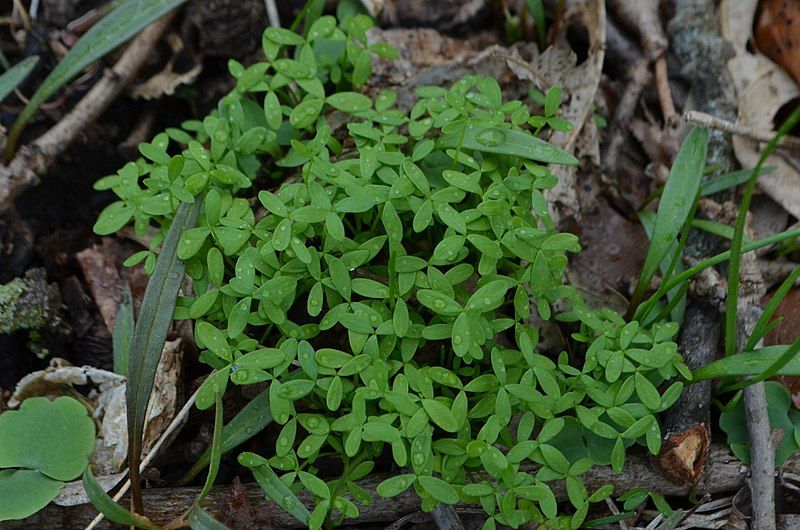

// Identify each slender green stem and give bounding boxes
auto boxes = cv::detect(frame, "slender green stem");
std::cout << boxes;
[725,105,800,356]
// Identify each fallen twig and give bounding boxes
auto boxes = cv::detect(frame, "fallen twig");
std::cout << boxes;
[737,228,775,530]
[655,57,678,126]
[684,110,800,151]
[0,12,176,213]
[264,0,280,28]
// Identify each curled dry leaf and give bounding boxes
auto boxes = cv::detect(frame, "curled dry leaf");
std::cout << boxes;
[722,0,800,219]
[130,32,202,100]
[8,339,183,506]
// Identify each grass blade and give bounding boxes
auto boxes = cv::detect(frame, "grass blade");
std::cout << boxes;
[112,284,135,376]
[628,127,707,316]
[188,505,231,530]
[523,0,547,51]
[176,389,272,486]
[725,106,800,356]
[197,391,223,503]
[127,201,200,512]
[700,166,775,196]
[5,0,188,157]
[82,467,160,530]
[0,56,39,103]
[693,344,800,382]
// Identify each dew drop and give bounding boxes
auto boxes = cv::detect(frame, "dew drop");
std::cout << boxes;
[475,129,505,148]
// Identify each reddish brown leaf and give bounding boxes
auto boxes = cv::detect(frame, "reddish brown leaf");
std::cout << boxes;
[755,0,800,85]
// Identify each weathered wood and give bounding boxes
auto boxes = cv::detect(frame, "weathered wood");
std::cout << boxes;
[3,445,774,529]
[656,302,717,485]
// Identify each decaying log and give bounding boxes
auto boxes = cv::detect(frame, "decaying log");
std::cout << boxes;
[656,302,717,485]
[4,445,782,530]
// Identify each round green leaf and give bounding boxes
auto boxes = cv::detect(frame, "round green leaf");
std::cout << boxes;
[0,469,64,522]
[0,397,94,481]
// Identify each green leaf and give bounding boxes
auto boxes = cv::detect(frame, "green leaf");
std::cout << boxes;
[376,474,417,498]
[178,390,272,486]
[693,345,800,381]
[326,92,372,113]
[417,290,462,316]
[460,125,578,165]
[634,373,661,410]
[0,396,94,481]
[0,469,63,522]
[417,475,459,504]
[126,201,200,509]
[112,284,135,376]
[466,280,509,313]
[197,321,232,362]
[82,467,160,529]
[241,456,311,524]
[197,391,224,502]
[422,399,459,432]
[188,505,231,530]
[630,127,707,312]
[94,201,134,235]
[7,0,189,156]
[0,56,39,103]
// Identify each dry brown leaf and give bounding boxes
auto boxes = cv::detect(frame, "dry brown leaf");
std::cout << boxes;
[721,0,800,219]
[755,0,800,85]
[503,0,606,226]
[130,32,202,100]
[9,339,183,505]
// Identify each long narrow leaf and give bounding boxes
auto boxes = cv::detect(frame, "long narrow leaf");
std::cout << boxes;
[245,458,310,524]
[725,106,800,356]
[629,127,707,315]
[6,0,188,156]
[0,56,38,103]
[524,0,547,50]
[188,506,231,530]
[461,125,579,166]
[197,391,224,502]
[82,468,160,530]
[700,166,775,196]
[693,345,800,382]
[127,201,200,511]
[639,210,687,325]
[112,284,135,376]
[177,389,272,486]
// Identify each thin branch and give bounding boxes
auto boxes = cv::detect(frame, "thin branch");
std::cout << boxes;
[264,0,280,28]
[655,56,677,126]
[684,110,800,151]
[0,12,176,213]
